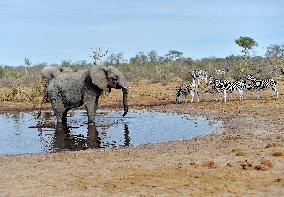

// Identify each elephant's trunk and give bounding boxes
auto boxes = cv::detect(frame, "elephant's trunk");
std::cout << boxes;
[122,87,128,117]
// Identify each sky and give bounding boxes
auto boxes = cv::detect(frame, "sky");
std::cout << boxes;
[0,0,283,66]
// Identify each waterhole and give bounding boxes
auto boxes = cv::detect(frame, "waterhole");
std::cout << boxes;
[0,110,216,155]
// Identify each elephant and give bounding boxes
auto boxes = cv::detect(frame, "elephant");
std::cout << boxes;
[41,65,73,81]
[46,65,128,124]
[36,66,74,118]
[40,65,73,102]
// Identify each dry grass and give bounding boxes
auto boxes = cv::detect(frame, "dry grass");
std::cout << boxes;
[0,81,44,103]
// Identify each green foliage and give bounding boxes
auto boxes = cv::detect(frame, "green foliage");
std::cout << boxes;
[105,52,125,65]
[234,36,259,76]
[148,50,159,62]
[235,36,258,56]
[165,50,183,61]
[0,66,25,79]
[129,51,149,65]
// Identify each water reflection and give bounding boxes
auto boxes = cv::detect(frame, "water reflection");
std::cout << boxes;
[50,123,130,152]
[0,111,214,155]
[124,124,130,146]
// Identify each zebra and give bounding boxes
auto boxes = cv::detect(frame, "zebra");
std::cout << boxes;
[190,69,208,85]
[176,83,199,103]
[208,76,230,102]
[225,79,246,102]
[208,76,246,102]
[245,75,278,99]
[214,68,226,76]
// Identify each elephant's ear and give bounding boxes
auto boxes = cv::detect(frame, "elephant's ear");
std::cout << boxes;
[90,65,109,91]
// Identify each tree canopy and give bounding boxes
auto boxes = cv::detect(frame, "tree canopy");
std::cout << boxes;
[235,36,258,56]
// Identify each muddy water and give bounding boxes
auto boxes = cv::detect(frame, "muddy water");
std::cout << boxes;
[0,110,215,155]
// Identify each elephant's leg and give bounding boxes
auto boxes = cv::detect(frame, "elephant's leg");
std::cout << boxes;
[85,101,96,124]
[94,95,100,115]
[95,95,100,108]
[62,109,69,123]
[51,100,67,123]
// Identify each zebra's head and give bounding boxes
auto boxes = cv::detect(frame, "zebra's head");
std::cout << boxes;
[191,69,208,84]
[176,87,182,103]
[246,74,256,81]
[208,76,215,85]
[197,70,208,82]
[176,86,188,103]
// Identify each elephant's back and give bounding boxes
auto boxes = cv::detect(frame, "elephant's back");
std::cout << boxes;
[48,71,86,96]
[47,71,86,108]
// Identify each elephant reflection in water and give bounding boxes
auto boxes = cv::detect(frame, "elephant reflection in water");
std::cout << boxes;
[124,124,130,146]
[53,123,101,151]
[52,123,131,151]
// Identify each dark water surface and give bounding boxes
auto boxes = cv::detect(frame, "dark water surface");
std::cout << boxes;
[0,110,215,155]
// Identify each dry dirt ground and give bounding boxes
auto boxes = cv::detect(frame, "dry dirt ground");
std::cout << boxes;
[0,79,284,196]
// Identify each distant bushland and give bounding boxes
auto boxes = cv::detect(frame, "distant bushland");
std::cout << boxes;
[0,43,284,102]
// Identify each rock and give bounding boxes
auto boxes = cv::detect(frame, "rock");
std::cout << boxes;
[240,160,253,170]
[261,160,273,168]
[202,161,217,169]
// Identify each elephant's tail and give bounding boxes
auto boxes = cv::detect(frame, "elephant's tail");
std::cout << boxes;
[35,90,49,119]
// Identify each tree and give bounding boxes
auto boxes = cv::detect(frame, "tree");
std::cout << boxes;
[61,60,72,67]
[147,50,158,62]
[235,36,258,58]
[265,44,284,59]
[24,58,32,75]
[234,36,258,76]
[129,51,148,65]
[265,44,284,72]
[90,48,109,65]
[165,50,183,61]
[105,52,126,65]
[0,65,4,78]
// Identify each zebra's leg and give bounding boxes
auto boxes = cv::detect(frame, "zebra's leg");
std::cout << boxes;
[256,90,261,99]
[272,86,278,99]
[224,90,227,103]
[242,90,246,100]
[176,96,182,104]
[196,89,200,102]
[239,90,244,100]
[190,91,194,103]
[271,87,275,99]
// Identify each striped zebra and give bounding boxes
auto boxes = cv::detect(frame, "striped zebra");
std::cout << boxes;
[176,83,199,103]
[245,75,278,99]
[225,79,246,102]
[208,76,230,102]
[208,76,246,102]
[191,69,208,85]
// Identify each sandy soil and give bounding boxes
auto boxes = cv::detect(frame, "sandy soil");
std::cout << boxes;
[0,80,284,196]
